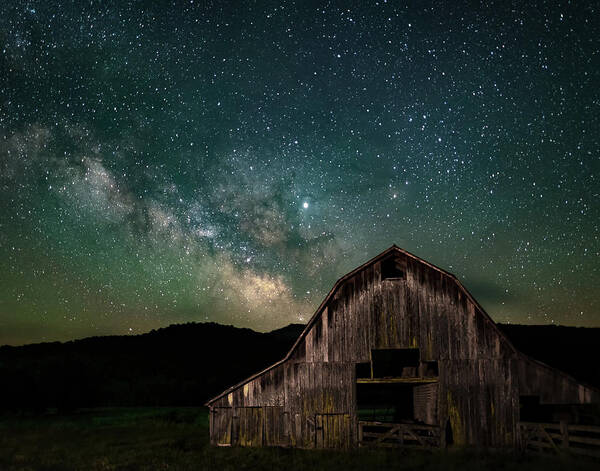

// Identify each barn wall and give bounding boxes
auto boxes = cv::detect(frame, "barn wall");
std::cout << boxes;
[284,362,354,447]
[439,359,519,447]
[209,360,354,447]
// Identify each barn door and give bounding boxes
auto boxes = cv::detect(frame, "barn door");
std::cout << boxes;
[212,407,234,446]
[232,406,288,447]
[315,414,352,448]
[263,406,287,446]
[234,407,264,446]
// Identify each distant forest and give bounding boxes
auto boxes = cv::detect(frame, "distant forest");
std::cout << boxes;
[0,322,598,413]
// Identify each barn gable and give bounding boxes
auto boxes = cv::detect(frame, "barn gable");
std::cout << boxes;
[207,245,599,448]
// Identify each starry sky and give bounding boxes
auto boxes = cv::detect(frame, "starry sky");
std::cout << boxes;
[1,1,599,346]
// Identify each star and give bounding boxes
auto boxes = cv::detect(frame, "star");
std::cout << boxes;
[0,1,597,345]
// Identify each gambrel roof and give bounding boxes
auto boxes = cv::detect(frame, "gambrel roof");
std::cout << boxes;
[206,245,597,405]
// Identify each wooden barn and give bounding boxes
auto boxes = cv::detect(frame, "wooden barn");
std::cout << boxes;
[206,246,600,449]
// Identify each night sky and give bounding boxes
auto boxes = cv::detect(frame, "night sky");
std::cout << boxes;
[1,1,599,346]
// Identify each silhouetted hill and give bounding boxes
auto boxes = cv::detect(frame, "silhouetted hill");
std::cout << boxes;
[0,322,598,413]
[0,322,305,413]
[265,323,306,343]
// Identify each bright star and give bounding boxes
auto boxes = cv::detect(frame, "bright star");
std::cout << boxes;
[302,202,309,209]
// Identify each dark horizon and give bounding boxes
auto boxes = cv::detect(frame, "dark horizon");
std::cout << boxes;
[2,317,599,350]
[0,319,306,348]
[2,1,599,345]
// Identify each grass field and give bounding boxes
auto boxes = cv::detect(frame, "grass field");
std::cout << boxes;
[0,407,597,470]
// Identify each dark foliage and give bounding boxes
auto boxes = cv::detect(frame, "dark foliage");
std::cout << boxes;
[498,324,600,390]
[0,322,305,413]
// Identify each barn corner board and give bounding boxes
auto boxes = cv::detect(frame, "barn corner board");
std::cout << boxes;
[206,245,600,449]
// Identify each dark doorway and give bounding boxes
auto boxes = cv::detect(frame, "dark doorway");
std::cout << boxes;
[519,395,542,422]
[357,382,415,423]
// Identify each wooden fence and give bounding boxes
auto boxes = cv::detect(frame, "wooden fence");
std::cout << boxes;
[520,421,600,458]
[358,421,441,448]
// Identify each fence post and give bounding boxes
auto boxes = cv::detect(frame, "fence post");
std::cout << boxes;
[560,420,569,449]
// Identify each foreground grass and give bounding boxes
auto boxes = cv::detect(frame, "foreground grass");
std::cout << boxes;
[0,408,597,470]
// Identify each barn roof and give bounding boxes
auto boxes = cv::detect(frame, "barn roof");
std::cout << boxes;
[205,245,594,406]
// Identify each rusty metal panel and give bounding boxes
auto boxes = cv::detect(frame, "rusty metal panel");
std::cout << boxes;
[414,382,438,425]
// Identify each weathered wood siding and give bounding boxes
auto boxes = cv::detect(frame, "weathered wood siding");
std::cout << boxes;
[208,247,598,448]
[290,256,514,365]
[439,358,518,446]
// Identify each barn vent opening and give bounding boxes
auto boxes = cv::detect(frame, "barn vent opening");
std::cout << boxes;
[381,257,406,280]
[372,348,419,378]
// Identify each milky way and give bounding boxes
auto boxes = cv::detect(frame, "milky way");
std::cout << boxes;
[1,1,599,345]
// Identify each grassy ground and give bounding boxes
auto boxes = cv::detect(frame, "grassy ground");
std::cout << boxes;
[0,407,597,470]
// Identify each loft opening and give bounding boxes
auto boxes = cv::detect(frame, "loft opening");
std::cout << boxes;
[357,348,439,379]
[381,256,406,280]
[372,348,419,378]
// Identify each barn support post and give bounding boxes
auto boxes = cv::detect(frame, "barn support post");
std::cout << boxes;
[358,421,363,444]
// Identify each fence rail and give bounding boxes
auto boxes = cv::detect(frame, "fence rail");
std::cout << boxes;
[358,421,441,448]
[520,421,600,458]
